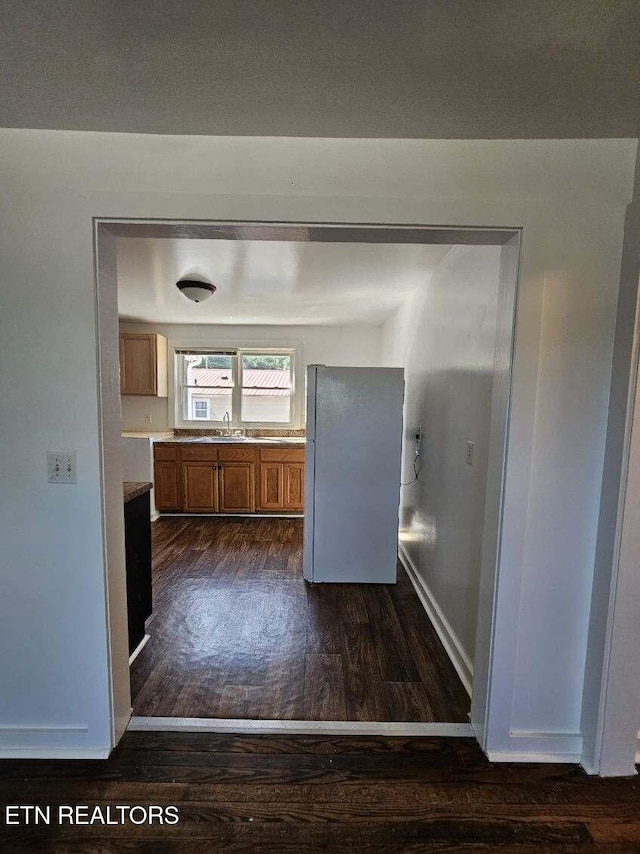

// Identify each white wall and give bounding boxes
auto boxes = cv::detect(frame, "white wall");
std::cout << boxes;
[0,131,636,760]
[383,246,501,671]
[119,321,382,431]
[581,152,640,775]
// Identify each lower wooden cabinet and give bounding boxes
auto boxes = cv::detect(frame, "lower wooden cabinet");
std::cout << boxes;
[154,460,181,511]
[259,462,285,510]
[283,462,305,511]
[219,462,255,513]
[153,442,304,515]
[259,460,304,511]
[183,462,218,512]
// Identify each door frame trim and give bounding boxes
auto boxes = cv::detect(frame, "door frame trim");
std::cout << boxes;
[95,217,520,752]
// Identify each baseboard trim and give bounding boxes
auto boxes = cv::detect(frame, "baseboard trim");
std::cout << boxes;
[488,749,582,764]
[0,723,105,759]
[129,634,150,665]
[487,730,583,765]
[128,717,474,736]
[398,543,473,696]
[635,729,640,764]
[0,746,109,759]
[0,724,88,733]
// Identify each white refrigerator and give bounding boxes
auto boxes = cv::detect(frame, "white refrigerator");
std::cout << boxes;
[303,365,405,584]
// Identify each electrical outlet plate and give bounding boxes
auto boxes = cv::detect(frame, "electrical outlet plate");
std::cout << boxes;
[47,452,77,483]
[415,425,423,456]
[465,441,475,467]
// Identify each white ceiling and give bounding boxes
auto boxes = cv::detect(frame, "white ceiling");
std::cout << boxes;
[116,238,452,326]
[2,1,639,138]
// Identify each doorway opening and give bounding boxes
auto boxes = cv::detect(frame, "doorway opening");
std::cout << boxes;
[96,220,520,740]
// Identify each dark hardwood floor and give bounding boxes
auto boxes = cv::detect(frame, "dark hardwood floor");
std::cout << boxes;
[130,517,470,721]
[1,731,639,852]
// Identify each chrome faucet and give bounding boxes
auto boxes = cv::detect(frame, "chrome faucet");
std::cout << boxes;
[223,411,231,436]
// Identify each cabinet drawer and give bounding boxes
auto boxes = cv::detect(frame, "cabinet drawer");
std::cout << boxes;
[181,445,218,461]
[259,447,305,463]
[154,445,178,461]
[217,445,256,462]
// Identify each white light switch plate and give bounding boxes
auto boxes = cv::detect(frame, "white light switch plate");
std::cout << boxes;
[47,452,77,483]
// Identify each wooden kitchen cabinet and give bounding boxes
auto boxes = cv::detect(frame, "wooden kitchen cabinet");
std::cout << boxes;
[183,462,219,512]
[119,333,168,397]
[153,445,180,511]
[219,462,255,513]
[154,461,181,511]
[257,448,305,511]
[260,462,284,509]
[283,462,305,510]
[153,441,303,514]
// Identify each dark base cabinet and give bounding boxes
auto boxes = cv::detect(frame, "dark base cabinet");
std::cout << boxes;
[124,491,152,655]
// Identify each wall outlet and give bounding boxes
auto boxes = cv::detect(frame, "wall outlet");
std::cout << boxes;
[47,452,77,484]
[465,441,475,467]
[144,412,152,424]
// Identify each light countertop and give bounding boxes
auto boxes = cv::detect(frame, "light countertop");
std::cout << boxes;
[122,431,174,440]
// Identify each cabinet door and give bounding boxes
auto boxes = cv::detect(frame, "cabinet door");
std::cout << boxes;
[219,463,255,513]
[183,463,219,512]
[154,461,180,511]
[124,492,152,654]
[120,334,157,395]
[259,462,284,510]
[283,462,304,511]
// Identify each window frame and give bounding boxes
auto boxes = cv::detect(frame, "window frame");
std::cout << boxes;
[171,343,299,430]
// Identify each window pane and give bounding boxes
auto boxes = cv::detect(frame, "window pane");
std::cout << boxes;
[240,353,291,423]
[186,354,233,387]
[186,389,232,421]
[182,354,234,422]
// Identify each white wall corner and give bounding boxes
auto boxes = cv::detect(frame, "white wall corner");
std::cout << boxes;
[398,544,473,696]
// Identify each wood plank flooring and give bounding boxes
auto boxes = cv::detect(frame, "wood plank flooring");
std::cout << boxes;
[130,517,470,721]
[2,732,639,852]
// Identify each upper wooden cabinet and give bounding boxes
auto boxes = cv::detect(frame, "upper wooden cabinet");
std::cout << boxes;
[119,333,168,397]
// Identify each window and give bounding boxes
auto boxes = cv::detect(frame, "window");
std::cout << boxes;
[175,348,295,427]
[193,399,210,420]
[240,352,292,424]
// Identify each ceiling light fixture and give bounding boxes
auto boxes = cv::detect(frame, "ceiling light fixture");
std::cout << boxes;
[176,278,217,303]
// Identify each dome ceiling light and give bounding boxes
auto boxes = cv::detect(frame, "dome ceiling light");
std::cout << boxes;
[176,279,217,303]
